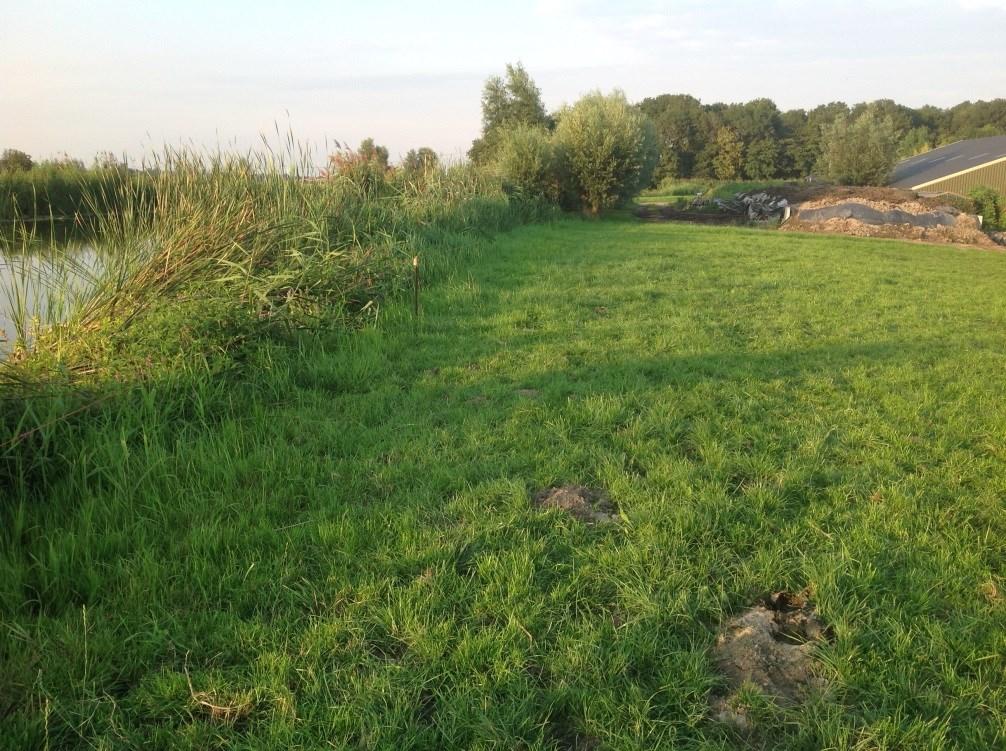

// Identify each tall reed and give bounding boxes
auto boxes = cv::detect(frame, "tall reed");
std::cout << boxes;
[0,143,549,491]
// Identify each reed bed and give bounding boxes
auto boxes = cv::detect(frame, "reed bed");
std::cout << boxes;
[0,145,549,493]
[0,164,142,225]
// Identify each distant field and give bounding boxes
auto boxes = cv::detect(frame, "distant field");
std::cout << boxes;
[4,219,1006,748]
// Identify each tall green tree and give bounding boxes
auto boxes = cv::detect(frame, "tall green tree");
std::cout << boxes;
[899,126,934,157]
[638,94,707,183]
[724,98,782,145]
[469,63,550,163]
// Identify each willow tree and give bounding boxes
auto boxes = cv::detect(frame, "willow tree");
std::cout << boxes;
[553,91,658,214]
[818,108,898,185]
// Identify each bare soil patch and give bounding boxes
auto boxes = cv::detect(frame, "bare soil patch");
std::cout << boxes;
[711,591,833,730]
[533,485,618,524]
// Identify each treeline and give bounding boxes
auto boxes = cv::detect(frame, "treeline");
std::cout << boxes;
[324,67,660,216]
[638,95,1006,183]
[462,65,1006,201]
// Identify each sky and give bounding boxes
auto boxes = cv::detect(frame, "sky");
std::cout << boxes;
[2,0,1005,166]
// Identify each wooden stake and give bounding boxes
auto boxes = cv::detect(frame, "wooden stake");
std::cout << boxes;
[412,255,420,322]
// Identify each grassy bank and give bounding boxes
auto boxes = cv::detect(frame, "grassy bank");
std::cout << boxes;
[0,152,542,359]
[1,153,548,562]
[3,218,1006,748]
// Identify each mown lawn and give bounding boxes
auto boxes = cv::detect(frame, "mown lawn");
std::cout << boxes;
[4,219,1006,749]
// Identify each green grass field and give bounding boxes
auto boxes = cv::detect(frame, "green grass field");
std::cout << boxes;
[4,219,1006,748]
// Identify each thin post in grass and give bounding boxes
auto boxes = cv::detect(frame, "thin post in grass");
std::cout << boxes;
[412,255,420,325]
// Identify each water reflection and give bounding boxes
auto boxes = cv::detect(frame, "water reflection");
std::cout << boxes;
[0,233,104,356]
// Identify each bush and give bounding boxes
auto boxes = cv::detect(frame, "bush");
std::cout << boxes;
[712,128,743,180]
[970,186,1004,230]
[553,91,659,214]
[0,148,33,172]
[400,148,439,183]
[326,138,391,195]
[817,108,898,185]
[494,125,560,203]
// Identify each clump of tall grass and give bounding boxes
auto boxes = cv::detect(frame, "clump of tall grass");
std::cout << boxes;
[0,142,549,493]
[4,146,539,371]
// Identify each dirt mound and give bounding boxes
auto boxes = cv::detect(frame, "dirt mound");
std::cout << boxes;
[533,485,618,524]
[775,183,948,209]
[796,199,955,219]
[781,185,997,248]
[783,210,995,247]
[711,591,833,730]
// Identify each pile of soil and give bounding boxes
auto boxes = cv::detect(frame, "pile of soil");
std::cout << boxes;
[773,184,946,208]
[533,485,618,524]
[711,591,833,731]
[783,207,994,247]
[779,184,997,248]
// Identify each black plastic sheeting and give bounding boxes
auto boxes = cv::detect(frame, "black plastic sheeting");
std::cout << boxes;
[795,203,959,228]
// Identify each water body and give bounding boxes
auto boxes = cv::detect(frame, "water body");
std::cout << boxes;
[0,238,103,357]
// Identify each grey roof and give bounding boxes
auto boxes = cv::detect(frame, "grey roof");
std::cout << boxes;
[889,135,1006,189]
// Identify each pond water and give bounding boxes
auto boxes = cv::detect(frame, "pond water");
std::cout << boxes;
[0,239,104,357]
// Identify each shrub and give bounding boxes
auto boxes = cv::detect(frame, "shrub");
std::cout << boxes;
[494,125,560,203]
[327,138,391,195]
[0,148,33,172]
[400,148,439,182]
[970,186,1004,230]
[553,91,659,214]
[712,128,743,180]
[818,108,898,185]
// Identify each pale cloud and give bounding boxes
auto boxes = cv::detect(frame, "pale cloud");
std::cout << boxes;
[1,1,1002,163]
[956,0,1006,10]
